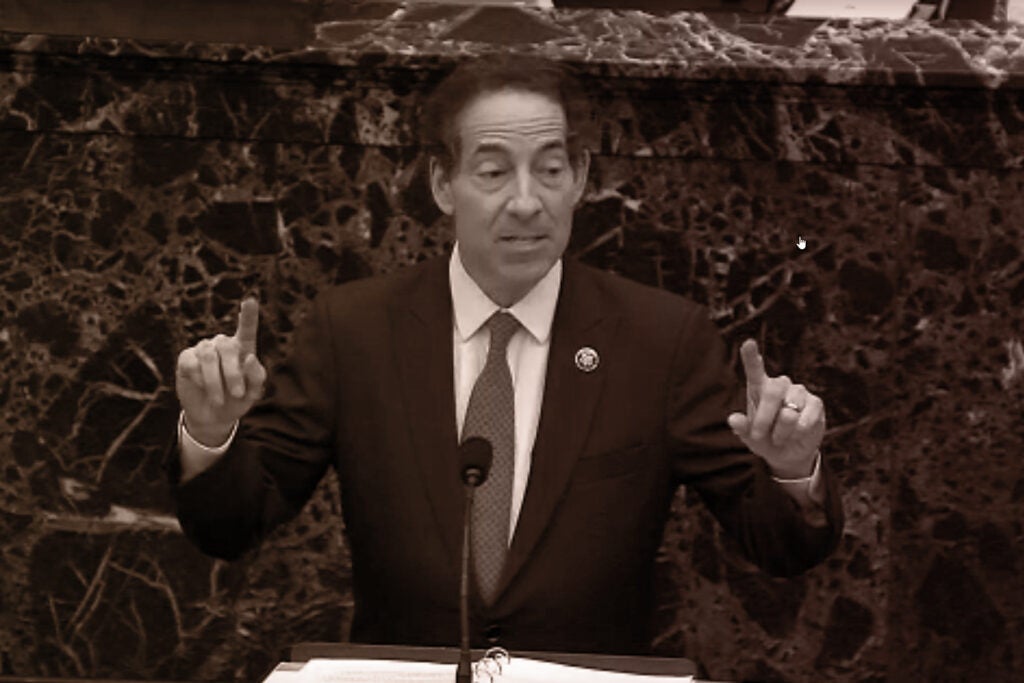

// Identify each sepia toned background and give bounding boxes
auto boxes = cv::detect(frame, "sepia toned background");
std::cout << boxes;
[1,2,1022,681]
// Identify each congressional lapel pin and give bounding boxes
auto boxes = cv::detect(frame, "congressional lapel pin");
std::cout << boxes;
[574,346,600,373]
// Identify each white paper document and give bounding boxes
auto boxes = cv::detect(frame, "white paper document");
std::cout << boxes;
[262,658,453,682]
[263,657,694,683]
[1011,0,1024,23]
[785,0,919,19]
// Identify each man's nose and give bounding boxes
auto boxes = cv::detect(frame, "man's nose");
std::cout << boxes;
[505,170,542,220]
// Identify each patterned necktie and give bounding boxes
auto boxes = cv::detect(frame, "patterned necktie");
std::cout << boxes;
[462,311,519,605]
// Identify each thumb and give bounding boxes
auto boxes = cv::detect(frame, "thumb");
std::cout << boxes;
[727,412,751,438]
[235,297,260,358]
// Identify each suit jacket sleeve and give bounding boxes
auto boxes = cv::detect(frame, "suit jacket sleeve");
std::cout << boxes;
[666,306,844,577]
[166,294,338,560]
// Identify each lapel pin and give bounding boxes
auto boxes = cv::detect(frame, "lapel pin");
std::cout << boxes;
[574,346,600,373]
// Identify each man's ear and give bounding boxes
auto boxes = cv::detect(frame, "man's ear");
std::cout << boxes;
[571,148,591,206]
[429,157,455,216]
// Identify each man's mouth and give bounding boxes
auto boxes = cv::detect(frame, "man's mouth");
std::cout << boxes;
[499,235,546,242]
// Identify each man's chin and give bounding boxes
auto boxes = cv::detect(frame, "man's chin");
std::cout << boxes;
[486,260,554,305]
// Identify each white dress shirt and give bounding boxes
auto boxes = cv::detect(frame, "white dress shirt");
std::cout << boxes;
[449,244,560,541]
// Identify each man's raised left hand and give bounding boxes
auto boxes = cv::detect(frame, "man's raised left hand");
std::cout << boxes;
[726,339,825,479]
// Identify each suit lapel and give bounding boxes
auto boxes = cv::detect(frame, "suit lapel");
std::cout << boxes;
[391,259,462,568]
[503,260,618,591]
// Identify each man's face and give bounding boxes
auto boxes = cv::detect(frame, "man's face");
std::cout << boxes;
[431,88,589,307]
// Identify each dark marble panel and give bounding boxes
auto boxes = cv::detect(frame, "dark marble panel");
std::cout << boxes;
[4,493,350,681]
[886,168,1024,682]
[9,40,1024,176]
[0,132,388,678]
[1,138,911,682]
[3,122,1022,683]
[0,0,321,48]
[614,159,897,682]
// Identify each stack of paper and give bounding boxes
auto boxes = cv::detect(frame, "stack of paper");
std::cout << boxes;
[785,0,919,19]
[263,657,694,683]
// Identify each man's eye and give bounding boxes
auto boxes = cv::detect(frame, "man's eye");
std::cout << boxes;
[477,168,507,180]
[538,164,567,183]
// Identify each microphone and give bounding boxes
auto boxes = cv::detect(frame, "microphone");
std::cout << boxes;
[460,436,493,487]
[456,437,492,683]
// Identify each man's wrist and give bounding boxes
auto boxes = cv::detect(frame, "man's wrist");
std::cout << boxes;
[772,450,826,508]
[771,450,819,481]
[180,412,237,451]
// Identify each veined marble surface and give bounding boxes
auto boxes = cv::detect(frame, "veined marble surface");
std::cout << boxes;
[1,2,1022,682]
[0,1,1023,87]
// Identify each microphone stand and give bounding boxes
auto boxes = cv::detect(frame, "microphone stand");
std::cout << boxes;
[455,437,491,683]
[456,481,476,683]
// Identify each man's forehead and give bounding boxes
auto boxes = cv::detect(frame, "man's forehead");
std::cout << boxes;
[457,90,568,149]
[464,121,568,149]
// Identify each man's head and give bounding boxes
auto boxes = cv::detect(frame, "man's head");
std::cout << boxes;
[421,56,591,307]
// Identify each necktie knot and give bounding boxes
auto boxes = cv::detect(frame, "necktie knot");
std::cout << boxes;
[487,312,519,358]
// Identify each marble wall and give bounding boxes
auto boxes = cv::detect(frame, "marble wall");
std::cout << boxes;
[1,5,1023,682]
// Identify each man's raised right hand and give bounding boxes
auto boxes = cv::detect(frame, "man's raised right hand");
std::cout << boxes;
[175,298,267,447]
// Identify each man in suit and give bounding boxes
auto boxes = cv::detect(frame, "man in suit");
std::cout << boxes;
[169,55,843,656]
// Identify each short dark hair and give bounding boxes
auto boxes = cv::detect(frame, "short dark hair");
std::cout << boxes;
[420,54,591,176]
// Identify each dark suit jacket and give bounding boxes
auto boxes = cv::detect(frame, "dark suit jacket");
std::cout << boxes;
[170,256,843,655]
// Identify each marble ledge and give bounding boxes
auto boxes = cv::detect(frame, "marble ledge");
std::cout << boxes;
[38,506,183,535]
[4,2,1024,90]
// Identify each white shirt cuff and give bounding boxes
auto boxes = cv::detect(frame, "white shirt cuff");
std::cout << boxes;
[771,450,825,506]
[177,411,238,454]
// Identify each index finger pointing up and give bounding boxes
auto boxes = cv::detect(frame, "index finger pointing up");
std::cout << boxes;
[235,297,260,358]
[740,339,767,388]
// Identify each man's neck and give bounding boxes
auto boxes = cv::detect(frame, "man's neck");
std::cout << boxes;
[450,245,562,344]
[456,250,539,309]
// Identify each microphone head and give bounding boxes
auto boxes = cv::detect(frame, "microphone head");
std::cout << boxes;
[458,437,493,487]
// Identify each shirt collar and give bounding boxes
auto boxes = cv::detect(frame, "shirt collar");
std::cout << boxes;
[449,242,561,344]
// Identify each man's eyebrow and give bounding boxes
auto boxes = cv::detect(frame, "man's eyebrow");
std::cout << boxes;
[537,140,568,154]
[469,140,567,157]
[469,142,512,157]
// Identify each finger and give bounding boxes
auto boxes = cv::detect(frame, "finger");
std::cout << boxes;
[195,339,226,406]
[727,412,750,436]
[770,405,801,446]
[796,395,825,432]
[242,354,267,402]
[215,334,246,399]
[740,339,768,391]
[176,347,204,387]
[780,384,810,417]
[235,297,260,359]
[750,376,789,441]
[727,413,757,457]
